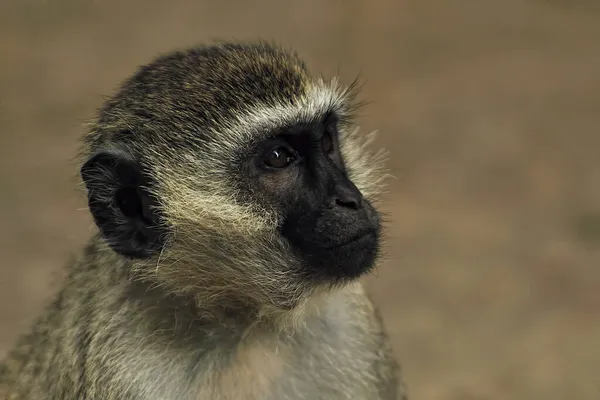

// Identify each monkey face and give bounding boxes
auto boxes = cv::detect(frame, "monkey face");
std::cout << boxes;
[239,113,381,283]
[80,42,388,309]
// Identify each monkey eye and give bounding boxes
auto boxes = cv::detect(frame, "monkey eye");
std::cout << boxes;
[321,131,333,154]
[264,146,295,169]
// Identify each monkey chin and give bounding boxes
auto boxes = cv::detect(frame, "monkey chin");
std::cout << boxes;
[300,229,380,287]
[255,229,379,325]
[264,238,379,336]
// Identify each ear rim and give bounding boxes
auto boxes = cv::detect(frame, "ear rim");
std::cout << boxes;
[80,148,168,259]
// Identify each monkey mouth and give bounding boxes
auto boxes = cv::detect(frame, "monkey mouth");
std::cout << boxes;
[323,229,377,251]
[294,228,380,282]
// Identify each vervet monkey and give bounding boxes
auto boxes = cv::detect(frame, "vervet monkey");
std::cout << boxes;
[0,41,405,400]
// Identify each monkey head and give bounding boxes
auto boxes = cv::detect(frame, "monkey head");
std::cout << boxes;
[80,42,388,314]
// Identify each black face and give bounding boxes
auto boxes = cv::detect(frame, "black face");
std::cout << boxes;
[241,113,381,282]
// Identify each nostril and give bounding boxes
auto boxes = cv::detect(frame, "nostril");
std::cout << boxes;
[330,179,364,210]
[335,196,362,210]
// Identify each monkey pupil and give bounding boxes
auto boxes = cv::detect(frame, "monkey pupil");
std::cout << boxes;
[266,148,292,168]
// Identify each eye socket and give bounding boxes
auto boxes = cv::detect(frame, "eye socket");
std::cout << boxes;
[264,147,295,169]
[321,131,334,154]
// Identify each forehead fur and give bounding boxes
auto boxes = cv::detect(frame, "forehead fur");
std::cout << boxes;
[85,42,356,152]
[86,42,347,147]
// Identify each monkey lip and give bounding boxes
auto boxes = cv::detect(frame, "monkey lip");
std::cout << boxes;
[323,229,377,251]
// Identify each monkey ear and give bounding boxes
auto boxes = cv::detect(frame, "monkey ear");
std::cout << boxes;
[80,149,166,259]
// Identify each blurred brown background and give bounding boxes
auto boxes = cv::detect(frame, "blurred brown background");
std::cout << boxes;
[1,1,599,399]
